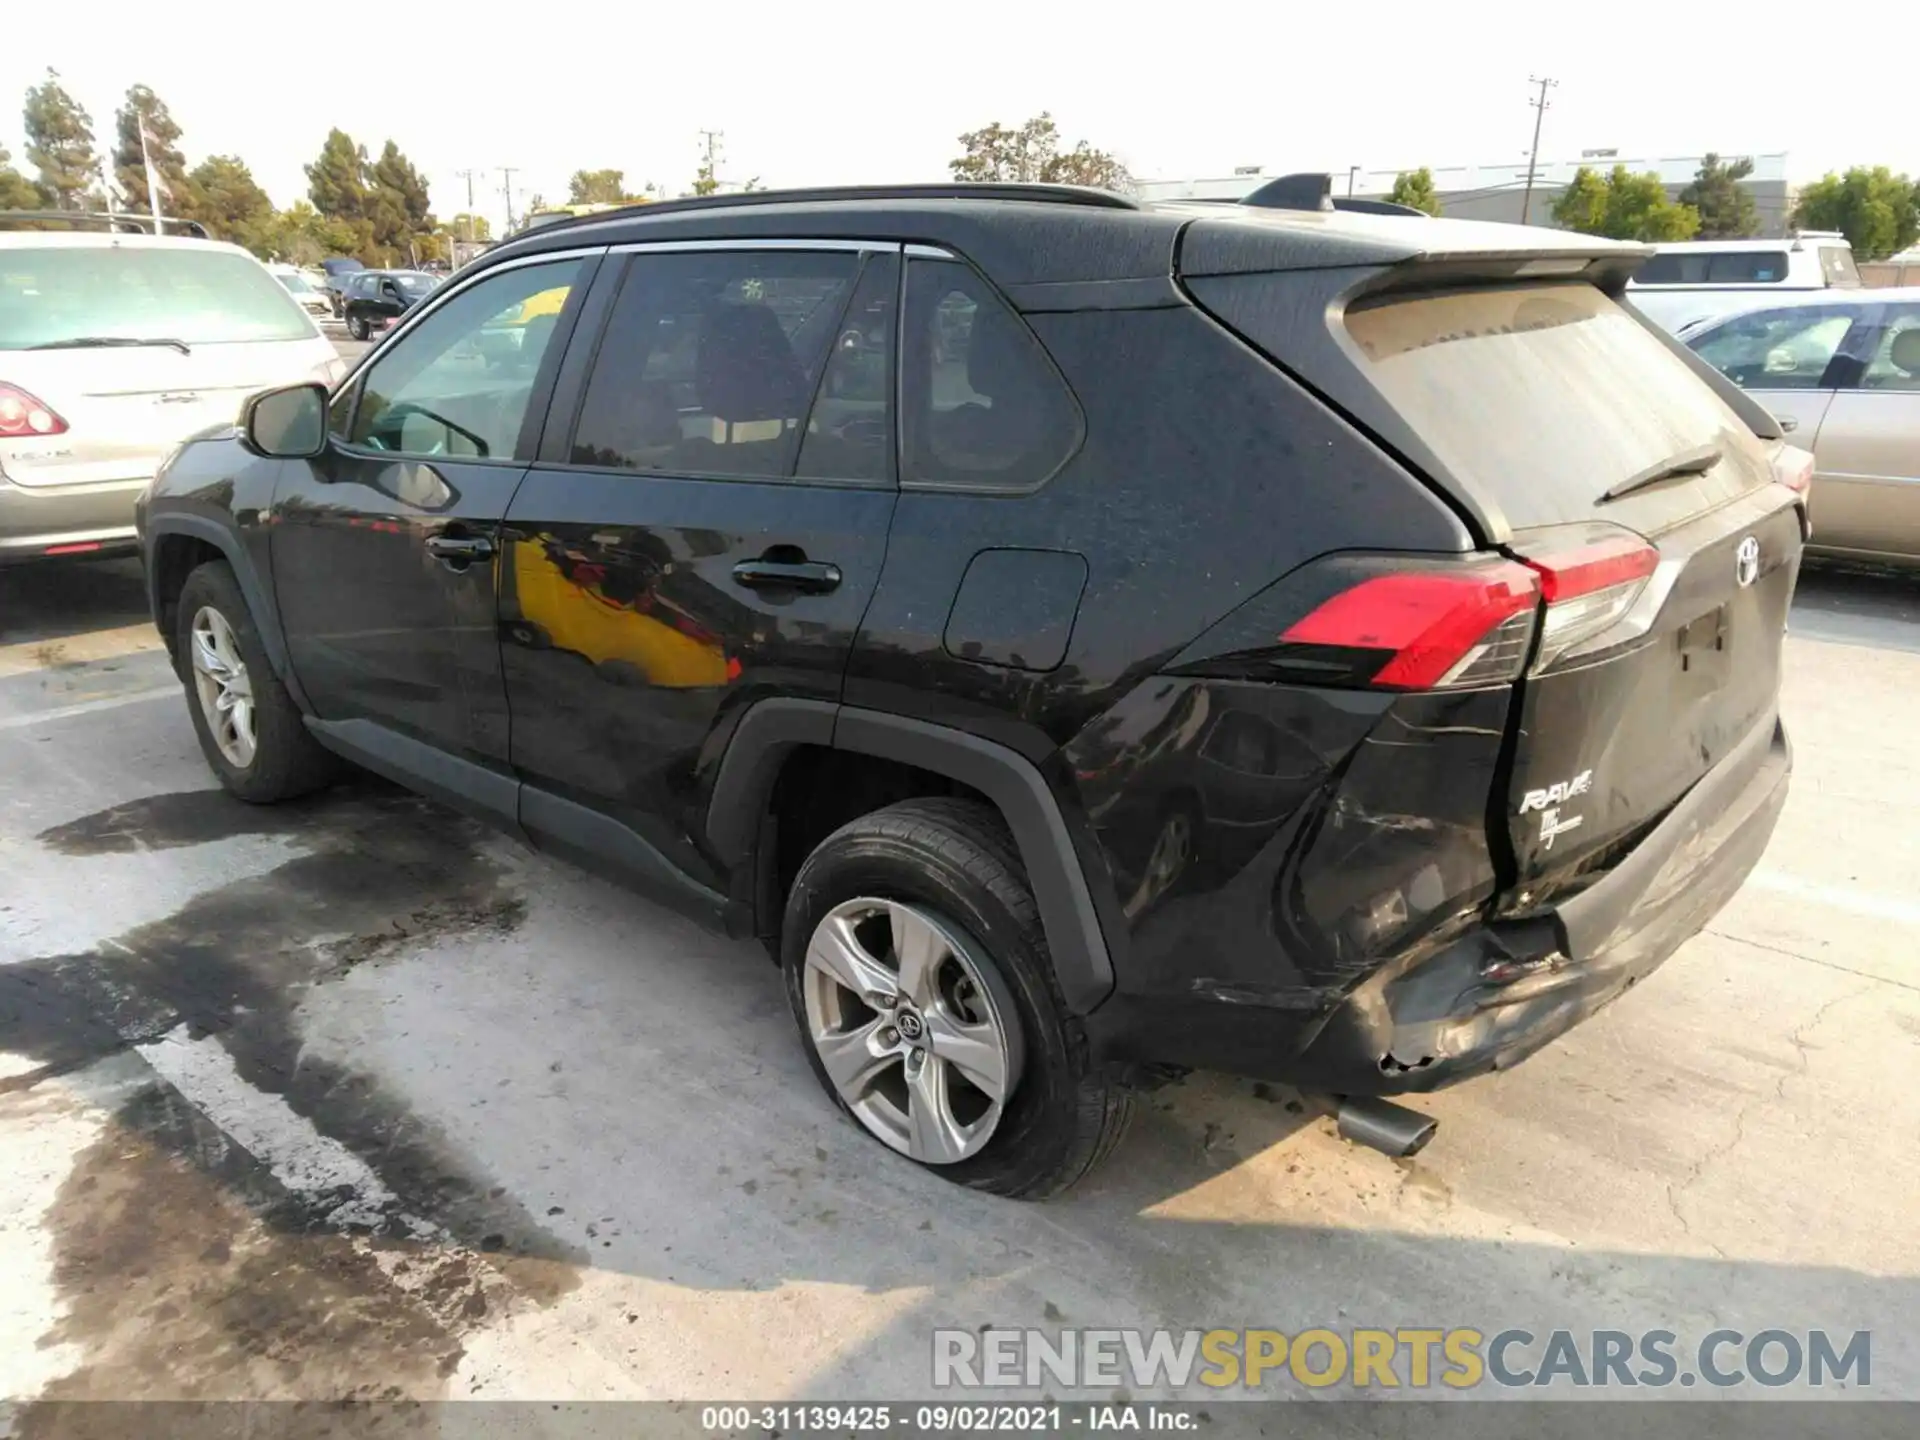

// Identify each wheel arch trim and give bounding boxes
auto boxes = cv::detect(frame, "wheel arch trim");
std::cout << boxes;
[144,516,296,690]
[707,699,1117,1014]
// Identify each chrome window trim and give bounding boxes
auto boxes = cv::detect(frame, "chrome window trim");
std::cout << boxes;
[605,237,895,256]
[903,243,957,260]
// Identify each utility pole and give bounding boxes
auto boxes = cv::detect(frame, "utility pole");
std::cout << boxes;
[697,130,724,195]
[1347,165,1361,197]
[498,166,519,232]
[455,167,479,241]
[1519,75,1558,226]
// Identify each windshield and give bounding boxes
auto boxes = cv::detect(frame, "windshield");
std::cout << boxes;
[276,272,317,294]
[394,274,437,296]
[1343,282,1767,530]
[0,245,315,349]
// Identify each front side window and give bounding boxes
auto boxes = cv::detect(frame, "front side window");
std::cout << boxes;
[900,258,1081,491]
[1818,247,1861,287]
[347,258,584,461]
[569,249,859,479]
[1861,308,1920,392]
[1689,306,1859,390]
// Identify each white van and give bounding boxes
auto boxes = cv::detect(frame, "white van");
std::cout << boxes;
[1626,233,1861,334]
[1,220,345,561]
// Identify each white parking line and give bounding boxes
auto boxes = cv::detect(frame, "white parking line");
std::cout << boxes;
[0,686,177,731]
[136,1025,438,1237]
[1749,869,1920,928]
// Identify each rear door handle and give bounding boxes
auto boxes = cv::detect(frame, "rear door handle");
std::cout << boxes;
[426,533,496,566]
[731,559,842,594]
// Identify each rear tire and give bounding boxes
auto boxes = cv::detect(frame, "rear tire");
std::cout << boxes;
[176,561,339,804]
[782,797,1132,1200]
[348,314,369,341]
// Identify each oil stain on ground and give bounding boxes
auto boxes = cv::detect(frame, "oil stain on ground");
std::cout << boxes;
[4,783,587,1419]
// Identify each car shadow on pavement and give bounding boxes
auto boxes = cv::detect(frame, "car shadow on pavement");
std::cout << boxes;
[0,558,151,649]
[1790,559,1920,654]
[4,769,1914,1415]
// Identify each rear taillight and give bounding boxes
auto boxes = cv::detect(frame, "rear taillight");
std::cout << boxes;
[1515,529,1659,672]
[0,384,69,438]
[1772,444,1814,499]
[1281,561,1541,690]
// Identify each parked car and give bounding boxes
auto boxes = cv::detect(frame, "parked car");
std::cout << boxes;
[0,220,344,562]
[1627,233,1860,334]
[268,263,335,321]
[1685,288,1919,565]
[138,181,1805,1197]
[341,269,439,340]
[319,256,365,316]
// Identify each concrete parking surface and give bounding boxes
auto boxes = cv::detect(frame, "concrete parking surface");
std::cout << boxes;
[1,490,1916,1413]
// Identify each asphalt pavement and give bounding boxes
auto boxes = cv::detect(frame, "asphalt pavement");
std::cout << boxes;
[0,356,1915,1415]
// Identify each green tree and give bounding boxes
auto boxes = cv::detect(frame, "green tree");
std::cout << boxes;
[1552,164,1699,242]
[1791,167,1920,261]
[265,200,359,266]
[23,69,101,210]
[569,168,636,204]
[364,139,433,263]
[1677,153,1759,239]
[306,128,370,222]
[111,84,189,216]
[0,143,46,209]
[448,212,491,242]
[688,158,720,197]
[1388,167,1442,216]
[182,155,273,253]
[950,112,1129,191]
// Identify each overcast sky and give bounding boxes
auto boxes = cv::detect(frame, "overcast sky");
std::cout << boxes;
[7,1,1917,233]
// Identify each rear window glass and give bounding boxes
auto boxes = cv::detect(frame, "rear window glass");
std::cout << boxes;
[1634,250,1789,285]
[1344,283,1760,529]
[1818,246,1860,287]
[0,244,314,349]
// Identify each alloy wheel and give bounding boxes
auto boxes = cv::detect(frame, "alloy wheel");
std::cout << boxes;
[189,605,256,768]
[802,897,1024,1165]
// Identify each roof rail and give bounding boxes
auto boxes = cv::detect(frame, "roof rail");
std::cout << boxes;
[507,182,1139,237]
[0,209,211,238]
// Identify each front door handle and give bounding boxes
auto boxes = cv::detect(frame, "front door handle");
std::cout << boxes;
[426,533,496,567]
[732,558,842,594]
[1775,414,1800,433]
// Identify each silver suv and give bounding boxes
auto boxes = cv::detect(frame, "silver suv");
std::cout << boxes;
[1,215,344,561]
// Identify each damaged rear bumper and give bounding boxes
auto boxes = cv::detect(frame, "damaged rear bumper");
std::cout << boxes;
[1092,714,1791,1095]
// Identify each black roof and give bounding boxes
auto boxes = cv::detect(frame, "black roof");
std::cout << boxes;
[478,181,1644,291]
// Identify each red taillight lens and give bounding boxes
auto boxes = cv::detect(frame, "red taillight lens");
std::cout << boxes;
[1772,444,1814,498]
[1282,561,1541,690]
[1516,529,1659,671]
[0,384,69,438]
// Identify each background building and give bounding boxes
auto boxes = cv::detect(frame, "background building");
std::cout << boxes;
[1137,152,1800,236]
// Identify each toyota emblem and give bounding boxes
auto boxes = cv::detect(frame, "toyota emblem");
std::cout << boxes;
[1735,536,1761,588]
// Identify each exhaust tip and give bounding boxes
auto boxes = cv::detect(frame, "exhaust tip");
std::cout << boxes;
[1335,1096,1439,1158]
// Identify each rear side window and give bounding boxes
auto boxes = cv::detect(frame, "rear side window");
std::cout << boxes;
[570,249,858,480]
[1634,250,1788,285]
[1689,306,1859,390]
[0,245,314,348]
[1861,308,1920,392]
[901,258,1080,492]
[1343,283,1759,528]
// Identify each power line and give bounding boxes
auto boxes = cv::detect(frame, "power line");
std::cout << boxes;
[1519,75,1558,226]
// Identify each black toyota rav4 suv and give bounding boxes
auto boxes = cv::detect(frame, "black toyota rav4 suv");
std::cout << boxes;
[138,181,1808,1198]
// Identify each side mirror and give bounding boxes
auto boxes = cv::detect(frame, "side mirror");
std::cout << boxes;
[242,382,329,459]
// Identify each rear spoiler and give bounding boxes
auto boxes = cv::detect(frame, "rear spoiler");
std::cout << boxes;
[0,209,211,239]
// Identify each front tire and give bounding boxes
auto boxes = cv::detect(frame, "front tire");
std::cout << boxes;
[348,314,369,340]
[176,561,338,803]
[782,798,1132,1199]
